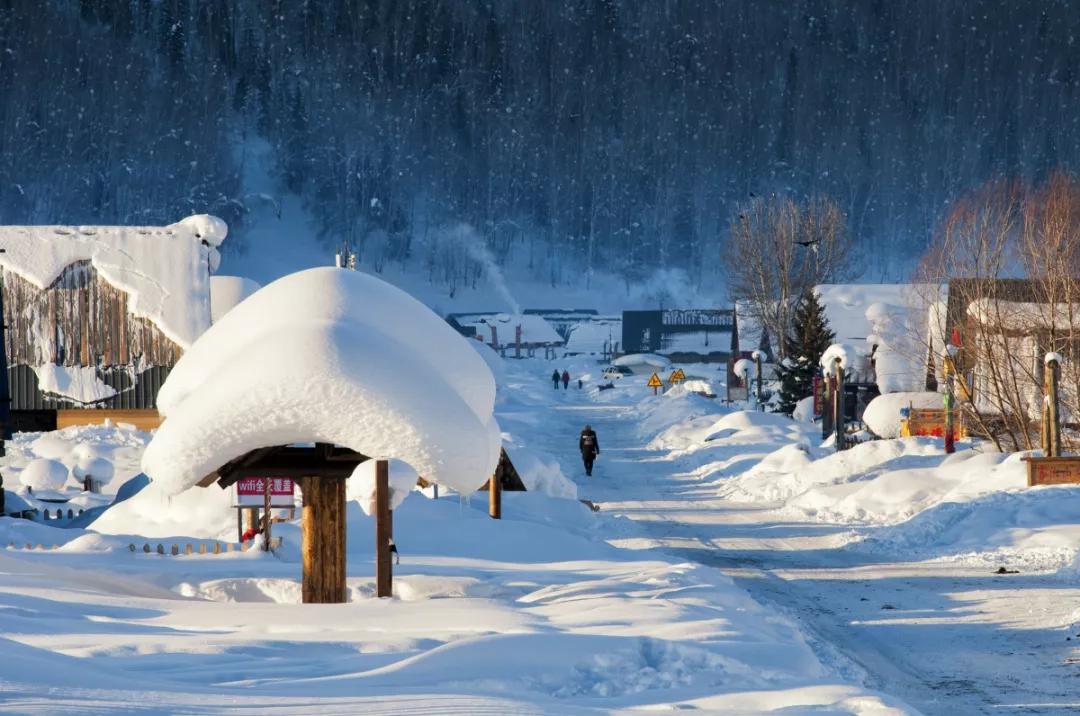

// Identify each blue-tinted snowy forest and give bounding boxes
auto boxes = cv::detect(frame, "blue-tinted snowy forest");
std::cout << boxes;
[1,0,1077,287]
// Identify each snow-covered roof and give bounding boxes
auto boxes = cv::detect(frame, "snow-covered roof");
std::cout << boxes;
[210,275,262,323]
[459,313,564,345]
[614,353,672,370]
[564,319,621,354]
[142,268,501,496]
[0,215,226,348]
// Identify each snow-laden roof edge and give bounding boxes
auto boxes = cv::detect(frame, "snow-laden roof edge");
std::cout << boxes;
[145,268,501,496]
[0,215,226,348]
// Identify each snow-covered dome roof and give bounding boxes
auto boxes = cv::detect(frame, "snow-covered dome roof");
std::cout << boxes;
[143,267,501,496]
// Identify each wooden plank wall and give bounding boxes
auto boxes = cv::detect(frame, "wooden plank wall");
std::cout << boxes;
[2,264,182,409]
[2,263,182,368]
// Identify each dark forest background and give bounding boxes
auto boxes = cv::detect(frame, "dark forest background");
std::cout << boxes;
[1,0,1078,289]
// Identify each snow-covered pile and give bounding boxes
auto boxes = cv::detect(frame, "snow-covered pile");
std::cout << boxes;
[863,391,943,438]
[2,423,149,504]
[0,215,226,348]
[143,267,501,497]
[210,275,261,322]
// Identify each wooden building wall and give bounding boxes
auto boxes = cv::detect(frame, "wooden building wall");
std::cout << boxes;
[2,263,182,409]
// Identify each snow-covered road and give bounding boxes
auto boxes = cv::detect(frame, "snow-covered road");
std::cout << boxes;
[548,370,1080,715]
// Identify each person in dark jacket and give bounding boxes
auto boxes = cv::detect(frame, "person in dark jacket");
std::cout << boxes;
[552,369,561,389]
[561,370,570,390]
[579,424,600,476]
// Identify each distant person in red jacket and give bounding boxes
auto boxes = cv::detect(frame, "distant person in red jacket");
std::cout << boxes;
[561,370,570,390]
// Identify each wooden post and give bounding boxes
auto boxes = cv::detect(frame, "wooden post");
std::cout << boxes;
[943,382,956,454]
[833,360,846,451]
[262,478,272,552]
[821,373,833,440]
[1048,356,1062,458]
[489,474,502,519]
[236,508,243,543]
[754,353,763,407]
[375,459,393,598]
[300,476,347,603]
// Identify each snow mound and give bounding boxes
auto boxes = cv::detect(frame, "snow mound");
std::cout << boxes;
[722,436,943,503]
[792,396,816,423]
[820,343,859,371]
[0,216,225,348]
[506,445,577,499]
[863,392,942,439]
[349,458,420,515]
[143,268,501,497]
[19,458,69,491]
[210,275,261,323]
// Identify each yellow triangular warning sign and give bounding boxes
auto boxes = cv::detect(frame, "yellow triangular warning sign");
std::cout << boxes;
[668,368,686,384]
[647,372,663,388]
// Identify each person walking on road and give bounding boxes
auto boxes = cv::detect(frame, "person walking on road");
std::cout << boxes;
[552,369,561,390]
[561,370,570,390]
[579,424,600,476]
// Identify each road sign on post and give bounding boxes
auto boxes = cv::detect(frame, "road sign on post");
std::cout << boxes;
[647,372,663,395]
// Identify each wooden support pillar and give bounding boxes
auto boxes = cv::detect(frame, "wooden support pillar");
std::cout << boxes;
[1047,356,1062,458]
[300,476,347,604]
[833,360,846,451]
[754,353,763,407]
[262,477,272,551]
[375,459,393,598]
[489,474,502,519]
[821,375,833,440]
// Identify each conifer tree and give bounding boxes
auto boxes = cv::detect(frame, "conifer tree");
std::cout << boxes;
[775,291,835,415]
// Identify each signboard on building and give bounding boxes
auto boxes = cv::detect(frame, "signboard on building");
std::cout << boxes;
[234,477,296,508]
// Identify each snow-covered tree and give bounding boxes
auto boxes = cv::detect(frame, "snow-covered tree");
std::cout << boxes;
[775,291,835,415]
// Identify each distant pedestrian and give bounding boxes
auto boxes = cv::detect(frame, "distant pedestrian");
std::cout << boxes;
[562,370,570,390]
[579,424,600,476]
[578,378,583,390]
[552,369,561,390]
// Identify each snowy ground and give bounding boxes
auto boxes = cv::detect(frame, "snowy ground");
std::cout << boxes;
[0,357,913,715]
[567,373,1080,715]
[5,352,1079,713]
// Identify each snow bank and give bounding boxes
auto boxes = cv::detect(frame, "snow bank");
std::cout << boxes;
[32,364,117,405]
[0,215,225,348]
[210,275,261,322]
[144,268,501,497]
[863,391,942,438]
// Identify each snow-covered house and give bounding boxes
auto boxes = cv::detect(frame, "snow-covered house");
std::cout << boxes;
[0,215,227,410]
[447,312,564,356]
[622,308,737,364]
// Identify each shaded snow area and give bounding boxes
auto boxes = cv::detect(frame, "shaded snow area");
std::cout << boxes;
[0,215,225,348]
[0,354,912,715]
[144,267,501,497]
